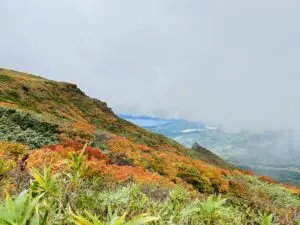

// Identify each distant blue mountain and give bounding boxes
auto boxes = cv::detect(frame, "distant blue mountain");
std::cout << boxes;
[118,114,205,136]
[118,114,174,121]
[118,114,175,127]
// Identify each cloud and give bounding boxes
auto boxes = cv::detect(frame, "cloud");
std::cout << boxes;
[1,0,300,130]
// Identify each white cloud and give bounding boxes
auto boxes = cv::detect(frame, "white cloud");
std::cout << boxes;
[1,0,300,130]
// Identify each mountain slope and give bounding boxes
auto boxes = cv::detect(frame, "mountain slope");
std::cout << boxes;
[0,68,234,170]
[1,68,300,224]
[189,143,235,170]
[124,115,300,187]
[0,68,184,153]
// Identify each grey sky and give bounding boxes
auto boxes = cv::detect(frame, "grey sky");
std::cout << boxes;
[1,0,300,130]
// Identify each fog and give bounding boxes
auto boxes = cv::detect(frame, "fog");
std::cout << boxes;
[1,0,300,131]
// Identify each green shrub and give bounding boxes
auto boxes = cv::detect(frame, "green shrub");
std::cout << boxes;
[177,165,211,192]
[0,159,9,174]
[244,175,300,207]
[0,74,11,83]
[0,107,59,149]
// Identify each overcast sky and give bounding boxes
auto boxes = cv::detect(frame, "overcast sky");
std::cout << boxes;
[1,0,300,130]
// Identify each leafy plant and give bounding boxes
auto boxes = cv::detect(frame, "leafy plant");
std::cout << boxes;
[198,195,227,217]
[0,190,45,225]
[180,195,229,224]
[260,214,273,225]
[70,209,159,225]
[30,166,59,198]
[68,144,87,183]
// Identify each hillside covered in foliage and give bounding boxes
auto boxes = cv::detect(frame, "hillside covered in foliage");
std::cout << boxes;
[0,68,300,224]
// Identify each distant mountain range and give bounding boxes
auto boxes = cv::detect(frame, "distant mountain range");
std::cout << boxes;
[120,114,300,186]
[119,114,213,136]
[118,114,175,127]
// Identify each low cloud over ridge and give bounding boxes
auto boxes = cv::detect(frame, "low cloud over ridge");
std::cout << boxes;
[1,0,300,130]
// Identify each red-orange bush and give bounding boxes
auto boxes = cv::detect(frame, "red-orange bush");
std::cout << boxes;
[259,175,275,184]
[229,179,248,197]
[242,170,254,175]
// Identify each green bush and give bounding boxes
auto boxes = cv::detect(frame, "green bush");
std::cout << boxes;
[0,107,59,149]
[244,175,300,207]
[177,165,212,193]
[0,74,12,83]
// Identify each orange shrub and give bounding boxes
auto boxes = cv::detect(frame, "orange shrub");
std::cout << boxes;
[229,179,248,197]
[242,170,254,175]
[26,147,71,173]
[0,142,29,159]
[282,184,300,195]
[232,169,242,176]
[107,137,143,165]
[136,144,151,152]
[85,157,111,177]
[259,175,275,184]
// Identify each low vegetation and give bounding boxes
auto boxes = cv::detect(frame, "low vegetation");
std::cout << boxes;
[0,160,278,225]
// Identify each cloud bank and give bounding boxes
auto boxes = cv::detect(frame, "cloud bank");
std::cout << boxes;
[1,0,300,130]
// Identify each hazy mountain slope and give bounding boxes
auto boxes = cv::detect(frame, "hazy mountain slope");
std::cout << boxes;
[189,143,235,170]
[146,119,205,137]
[124,115,300,186]
[174,129,300,186]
